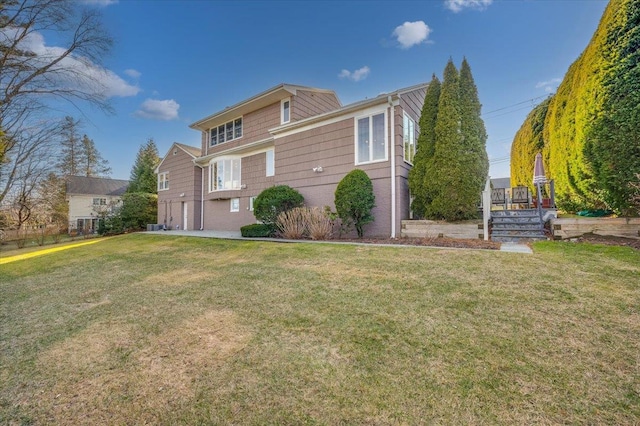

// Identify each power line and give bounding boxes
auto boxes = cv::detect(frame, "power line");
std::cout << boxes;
[481,95,548,118]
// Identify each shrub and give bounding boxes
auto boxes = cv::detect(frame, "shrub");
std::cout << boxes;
[308,207,334,240]
[253,185,304,225]
[334,169,375,238]
[276,207,310,239]
[240,223,276,238]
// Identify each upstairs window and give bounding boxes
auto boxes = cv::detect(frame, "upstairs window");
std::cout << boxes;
[92,198,107,206]
[266,149,275,177]
[281,98,290,124]
[209,158,241,191]
[403,113,416,164]
[355,111,387,165]
[158,172,169,191]
[210,117,242,146]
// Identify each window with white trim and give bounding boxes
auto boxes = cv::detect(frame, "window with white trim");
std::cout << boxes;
[266,149,275,177]
[158,172,169,191]
[92,198,107,206]
[249,196,257,211]
[230,198,240,212]
[355,111,387,164]
[209,117,242,147]
[209,158,241,191]
[281,98,290,124]
[403,113,416,164]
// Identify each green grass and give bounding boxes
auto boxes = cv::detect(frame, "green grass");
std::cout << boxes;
[1,235,639,424]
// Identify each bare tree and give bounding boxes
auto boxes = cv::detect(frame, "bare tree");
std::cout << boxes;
[0,0,113,206]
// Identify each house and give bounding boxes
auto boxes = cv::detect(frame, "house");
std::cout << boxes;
[66,176,129,233]
[156,82,427,237]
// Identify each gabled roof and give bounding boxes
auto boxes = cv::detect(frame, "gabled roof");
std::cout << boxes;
[269,82,429,136]
[189,83,340,132]
[66,176,129,196]
[155,142,202,173]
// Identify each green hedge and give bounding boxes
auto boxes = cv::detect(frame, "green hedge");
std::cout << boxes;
[240,223,276,238]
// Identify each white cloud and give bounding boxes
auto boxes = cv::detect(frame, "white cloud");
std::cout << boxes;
[134,99,180,121]
[124,69,141,79]
[11,28,139,98]
[445,0,493,13]
[536,78,562,93]
[338,66,371,82]
[392,21,432,49]
[80,0,119,6]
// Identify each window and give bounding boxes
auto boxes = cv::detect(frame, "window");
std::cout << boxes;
[158,172,169,191]
[230,198,240,212]
[356,112,387,164]
[209,117,242,146]
[209,158,241,191]
[281,98,290,124]
[92,198,107,206]
[266,149,275,177]
[403,113,416,164]
[249,196,257,211]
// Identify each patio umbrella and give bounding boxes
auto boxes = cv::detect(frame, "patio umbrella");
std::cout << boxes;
[533,152,546,226]
[533,152,547,185]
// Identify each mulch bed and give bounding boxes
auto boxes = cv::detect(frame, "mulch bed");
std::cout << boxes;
[573,232,640,250]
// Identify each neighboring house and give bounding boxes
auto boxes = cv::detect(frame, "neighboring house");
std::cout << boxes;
[156,82,427,237]
[66,176,129,233]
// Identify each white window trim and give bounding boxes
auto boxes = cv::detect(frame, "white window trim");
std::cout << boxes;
[249,196,257,211]
[403,112,416,165]
[158,172,169,191]
[266,149,275,177]
[230,198,240,212]
[208,156,242,193]
[354,109,388,166]
[209,116,243,147]
[281,98,291,124]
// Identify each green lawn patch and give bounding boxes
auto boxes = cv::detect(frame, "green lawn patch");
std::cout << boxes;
[1,234,639,424]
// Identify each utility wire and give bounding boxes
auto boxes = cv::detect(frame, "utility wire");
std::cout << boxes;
[482,94,548,117]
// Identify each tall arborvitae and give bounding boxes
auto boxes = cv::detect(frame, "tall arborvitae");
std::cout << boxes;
[128,138,160,194]
[408,74,440,218]
[425,59,463,220]
[511,96,552,191]
[458,57,489,210]
[584,0,640,216]
[80,134,111,177]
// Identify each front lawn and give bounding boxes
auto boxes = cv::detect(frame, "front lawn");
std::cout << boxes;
[1,235,638,424]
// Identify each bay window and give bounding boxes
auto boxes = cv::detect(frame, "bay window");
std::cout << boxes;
[209,158,241,191]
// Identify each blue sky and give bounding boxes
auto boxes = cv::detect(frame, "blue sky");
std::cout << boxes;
[55,0,608,180]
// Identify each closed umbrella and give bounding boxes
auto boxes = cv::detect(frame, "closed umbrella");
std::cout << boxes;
[533,153,547,185]
[533,152,546,226]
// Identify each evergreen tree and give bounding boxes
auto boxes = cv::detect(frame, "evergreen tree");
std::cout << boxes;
[424,59,464,220]
[510,97,552,190]
[408,74,440,218]
[128,138,160,194]
[584,0,640,216]
[80,134,111,177]
[57,116,82,177]
[458,57,489,209]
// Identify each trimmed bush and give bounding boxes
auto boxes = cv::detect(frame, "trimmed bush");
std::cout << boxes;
[334,169,375,238]
[253,185,304,225]
[240,223,276,238]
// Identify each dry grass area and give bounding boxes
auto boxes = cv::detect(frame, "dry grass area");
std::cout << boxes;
[1,234,639,424]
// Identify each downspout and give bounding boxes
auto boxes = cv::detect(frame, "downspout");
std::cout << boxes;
[388,95,396,238]
[198,164,205,230]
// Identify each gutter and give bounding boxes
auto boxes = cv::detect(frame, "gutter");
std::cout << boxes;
[195,163,205,230]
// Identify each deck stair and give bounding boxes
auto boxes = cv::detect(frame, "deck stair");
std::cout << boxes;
[491,209,547,242]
